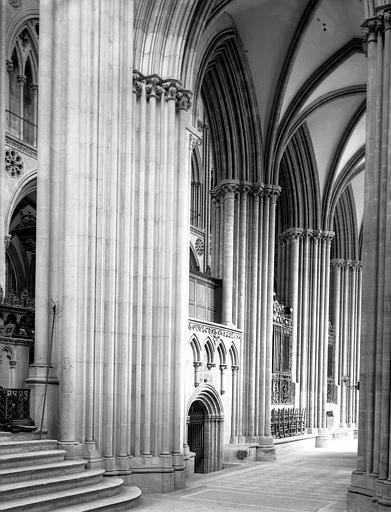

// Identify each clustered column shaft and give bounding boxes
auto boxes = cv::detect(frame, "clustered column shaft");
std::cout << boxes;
[277,229,334,431]
[348,8,391,510]
[211,182,280,445]
[34,0,192,484]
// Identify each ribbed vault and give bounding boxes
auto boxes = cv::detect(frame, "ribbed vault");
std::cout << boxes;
[277,124,320,232]
[199,31,261,183]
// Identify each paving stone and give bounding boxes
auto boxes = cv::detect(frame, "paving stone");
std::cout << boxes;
[128,437,357,511]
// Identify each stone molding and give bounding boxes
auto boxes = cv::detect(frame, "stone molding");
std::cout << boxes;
[210,181,281,202]
[6,133,37,159]
[330,258,362,270]
[188,318,242,342]
[279,228,335,244]
[133,70,192,111]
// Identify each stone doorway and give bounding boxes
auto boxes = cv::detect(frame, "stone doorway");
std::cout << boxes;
[188,400,206,473]
[187,385,224,474]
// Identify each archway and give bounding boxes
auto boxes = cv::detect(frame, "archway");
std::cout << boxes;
[5,183,36,299]
[188,400,206,473]
[187,385,224,474]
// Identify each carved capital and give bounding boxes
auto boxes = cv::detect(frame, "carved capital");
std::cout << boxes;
[240,183,252,197]
[347,260,362,272]
[210,188,222,205]
[16,74,26,86]
[133,71,145,96]
[321,230,334,245]
[330,258,345,270]
[262,184,281,204]
[193,361,202,369]
[176,89,192,111]
[220,180,240,198]
[283,228,303,243]
[4,234,12,251]
[6,59,13,73]
[162,80,181,102]
[252,182,264,198]
[232,365,239,375]
[146,75,163,100]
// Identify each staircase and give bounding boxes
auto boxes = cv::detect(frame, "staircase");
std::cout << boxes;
[0,436,141,511]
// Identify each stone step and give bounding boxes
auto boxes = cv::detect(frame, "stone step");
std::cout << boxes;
[0,459,87,484]
[55,486,142,511]
[0,469,105,501]
[0,449,66,469]
[0,432,13,440]
[0,477,124,511]
[0,439,58,455]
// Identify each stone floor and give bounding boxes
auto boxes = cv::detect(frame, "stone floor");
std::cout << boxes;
[131,437,357,511]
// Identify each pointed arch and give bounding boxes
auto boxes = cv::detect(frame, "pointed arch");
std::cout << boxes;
[189,335,201,362]
[217,341,227,365]
[204,338,215,365]
[194,29,262,184]
[229,344,239,367]
[186,383,224,417]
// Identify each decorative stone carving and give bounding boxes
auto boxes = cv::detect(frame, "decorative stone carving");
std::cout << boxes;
[194,238,204,256]
[4,235,12,251]
[330,258,345,269]
[6,59,13,73]
[145,75,163,100]
[16,74,26,86]
[263,184,281,203]
[9,0,21,7]
[6,134,38,159]
[5,149,24,178]
[188,319,242,341]
[283,228,303,243]
[132,70,193,110]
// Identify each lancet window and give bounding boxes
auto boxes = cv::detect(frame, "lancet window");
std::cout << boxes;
[6,21,39,146]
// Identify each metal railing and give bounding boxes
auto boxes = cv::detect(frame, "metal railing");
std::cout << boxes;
[327,378,338,403]
[0,388,31,423]
[271,408,306,439]
[6,109,37,147]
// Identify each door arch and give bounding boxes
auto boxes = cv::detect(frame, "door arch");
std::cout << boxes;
[186,384,224,474]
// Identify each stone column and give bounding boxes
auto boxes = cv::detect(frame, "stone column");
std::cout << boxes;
[258,185,280,457]
[330,259,344,387]
[230,365,239,442]
[31,83,39,146]
[284,228,303,383]
[221,181,239,326]
[299,232,310,409]
[0,0,7,292]
[348,7,391,510]
[16,74,25,138]
[318,232,333,437]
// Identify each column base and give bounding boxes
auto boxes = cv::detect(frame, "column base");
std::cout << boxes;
[256,436,275,461]
[347,471,378,511]
[82,441,103,469]
[57,441,82,458]
[113,454,185,493]
[26,364,59,438]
